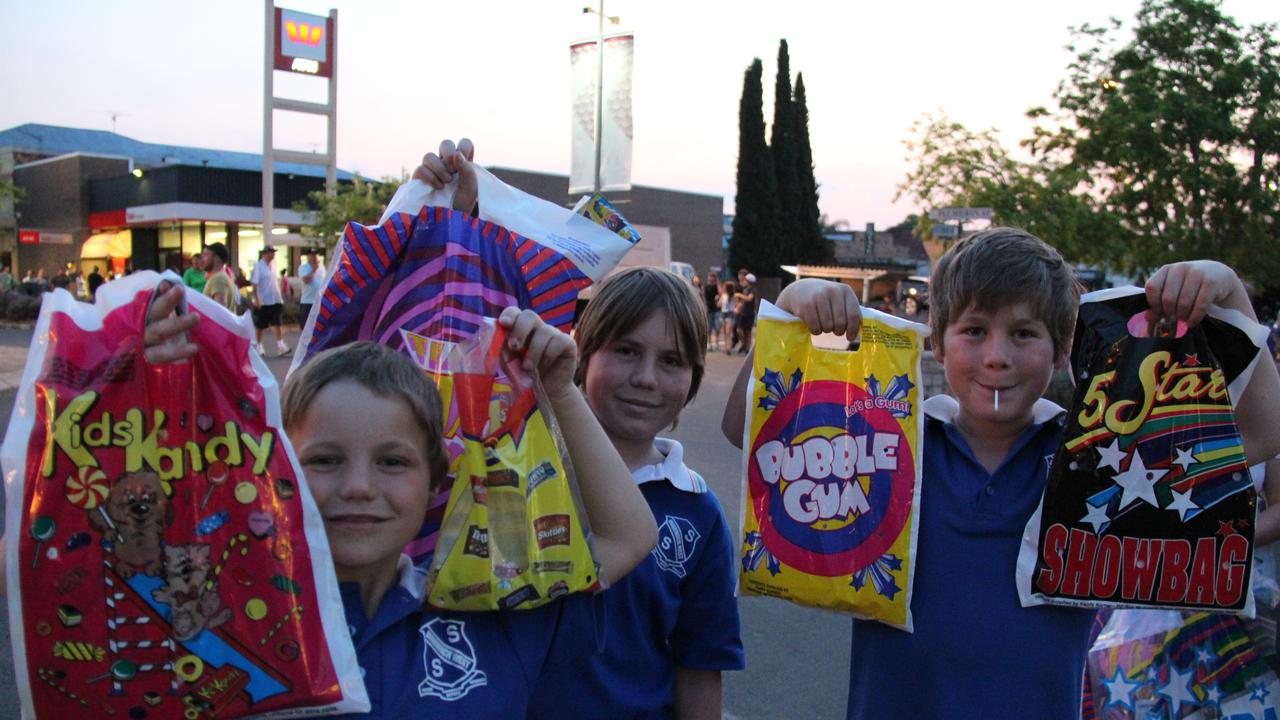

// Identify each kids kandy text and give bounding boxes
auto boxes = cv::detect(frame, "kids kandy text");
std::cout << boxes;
[41,390,274,480]
[754,432,900,524]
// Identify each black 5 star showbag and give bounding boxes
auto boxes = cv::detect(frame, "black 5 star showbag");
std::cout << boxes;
[1017,287,1268,615]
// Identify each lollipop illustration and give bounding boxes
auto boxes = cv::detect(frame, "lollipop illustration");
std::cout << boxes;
[65,466,116,542]
[201,461,229,510]
[30,516,55,568]
[86,658,136,684]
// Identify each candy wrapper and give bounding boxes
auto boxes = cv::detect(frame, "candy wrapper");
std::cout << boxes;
[423,319,597,611]
[290,166,634,609]
[3,274,367,719]
[738,301,927,630]
[1017,286,1269,615]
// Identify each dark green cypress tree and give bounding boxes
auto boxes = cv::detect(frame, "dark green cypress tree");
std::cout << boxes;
[730,58,782,278]
[770,40,803,267]
[792,73,832,264]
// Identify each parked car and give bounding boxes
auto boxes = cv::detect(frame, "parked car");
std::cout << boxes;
[669,261,695,284]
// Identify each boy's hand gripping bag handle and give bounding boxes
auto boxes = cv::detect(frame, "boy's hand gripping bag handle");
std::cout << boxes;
[1016,286,1268,616]
[737,301,927,631]
[377,165,638,284]
[3,272,368,719]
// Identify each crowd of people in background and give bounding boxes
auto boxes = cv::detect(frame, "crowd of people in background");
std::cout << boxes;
[696,267,758,354]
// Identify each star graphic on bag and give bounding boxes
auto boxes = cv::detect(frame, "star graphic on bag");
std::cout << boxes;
[1103,667,1141,711]
[1155,664,1198,713]
[1081,501,1112,533]
[1218,520,1239,538]
[1249,680,1271,704]
[1165,488,1198,521]
[1112,450,1166,509]
[1173,446,1197,471]
[1096,438,1127,473]
[1183,353,1199,366]
[1201,682,1222,708]
[1193,644,1214,666]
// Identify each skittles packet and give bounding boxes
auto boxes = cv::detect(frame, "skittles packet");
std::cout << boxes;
[739,301,927,631]
[1017,287,1269,615]
[3,273,366,719]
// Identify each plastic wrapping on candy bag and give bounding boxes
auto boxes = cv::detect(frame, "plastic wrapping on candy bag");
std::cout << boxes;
[1017,286,1269,616]
[2,273,366,719]
[738,301,928,631]
[1082,607,1280,719]
[424,319,598,611]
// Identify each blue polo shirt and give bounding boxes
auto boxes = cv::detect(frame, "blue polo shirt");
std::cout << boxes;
[846,396,1095,720]
[528,438,745,719]
[332,556,602,719]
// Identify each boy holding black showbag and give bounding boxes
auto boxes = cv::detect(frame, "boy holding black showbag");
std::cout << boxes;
[721,228,1280,719]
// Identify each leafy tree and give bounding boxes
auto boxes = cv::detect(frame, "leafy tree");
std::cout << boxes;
[0,178,23,203]
[292,175,403,251]
[730,58,783,278]
[793,74,833,264]
[1032,0,1280,283]
[897,113,1120,261]
[898,0,1280,288]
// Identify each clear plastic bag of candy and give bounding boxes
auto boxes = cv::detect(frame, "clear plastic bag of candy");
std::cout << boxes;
[1018,286,1269,615]
[422,318,598,610]
[739,301,927,631]
[3,273,366,719]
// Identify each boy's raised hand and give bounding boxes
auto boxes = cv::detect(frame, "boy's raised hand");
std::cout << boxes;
[497,307,577,402]
[1146,260,1280,463]
[776,278,863,340]
[144,281,199,364]
[413,138,477,214]
[1144,260,1250,327]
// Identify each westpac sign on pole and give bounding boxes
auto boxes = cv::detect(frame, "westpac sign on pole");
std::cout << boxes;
[569,34,634,194]
[273,7,334,77]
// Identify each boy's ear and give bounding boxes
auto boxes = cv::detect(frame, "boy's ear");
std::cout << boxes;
[1053,343,1072,371]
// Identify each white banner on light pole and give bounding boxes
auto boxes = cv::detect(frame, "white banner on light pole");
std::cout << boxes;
[569,33,634,194]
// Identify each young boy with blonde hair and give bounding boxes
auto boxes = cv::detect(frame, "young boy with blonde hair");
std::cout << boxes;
[530,268,744,720]
[722,227,1280,718]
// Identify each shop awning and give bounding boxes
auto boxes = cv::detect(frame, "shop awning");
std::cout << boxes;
[81,230,132,259]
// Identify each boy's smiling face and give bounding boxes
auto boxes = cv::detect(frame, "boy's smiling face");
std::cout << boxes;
[937,301,1068,437]
[583,310,694,463]
[292,379,436,585]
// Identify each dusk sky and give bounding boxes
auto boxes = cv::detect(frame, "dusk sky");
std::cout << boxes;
[2,0,1275,227]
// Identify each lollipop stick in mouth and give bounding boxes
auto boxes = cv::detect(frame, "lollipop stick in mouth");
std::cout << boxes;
[994,389,1000,412]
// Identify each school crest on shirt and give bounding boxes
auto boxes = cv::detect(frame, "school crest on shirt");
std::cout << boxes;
[652,515,701,578]
[418,618,488,701]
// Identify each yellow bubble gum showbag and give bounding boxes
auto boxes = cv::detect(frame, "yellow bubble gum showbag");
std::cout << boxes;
[739,301,927,631]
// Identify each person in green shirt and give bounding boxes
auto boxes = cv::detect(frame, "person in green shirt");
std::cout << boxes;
[182,251,206,292]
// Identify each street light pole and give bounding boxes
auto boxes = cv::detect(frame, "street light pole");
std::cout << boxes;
[583,2,619,193]
[594,0,604,193]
